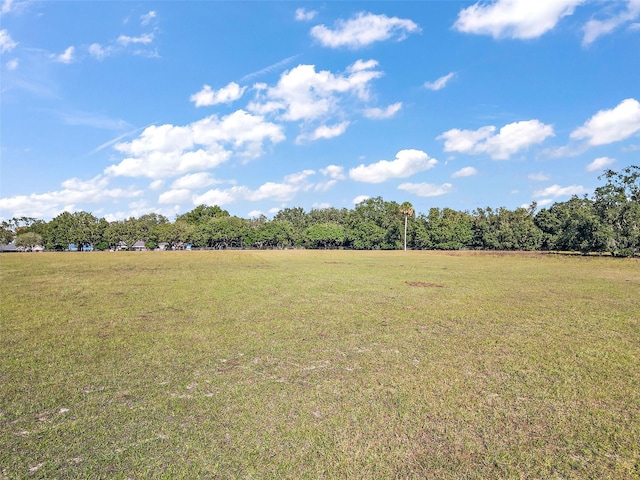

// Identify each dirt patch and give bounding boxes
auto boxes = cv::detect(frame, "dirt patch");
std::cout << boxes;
[406,281,445,288]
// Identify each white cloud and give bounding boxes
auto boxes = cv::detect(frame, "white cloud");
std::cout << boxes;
[6,58,18,70]
[353,195,371,204]
[451,166,477,178]
[438,119,554,160]
[1,0,13,14]
[105,110,285,178]
[171,172,219,189]
[454,0,584,39]
[0,175,142,219]
[296,121,350,143]
[570,98,640,146]
[528,172,550,181]
[190,82,246,107]
[363,102,402,119]
[320,165,346,180]
[583,0,640,45]
[284,169,315,185]
[158,189,192,204]
[398,182,453,197]
[149,179,164,190]
[88,43,111,60]
[535,198,554,208]
[295,8,317,21]
[248,210,264,218]
[349,149,437,183]
[533,184,587,198]
[141,10,157,26]
[310,12,420,49]
[0,29,17,53]
[424,72,455,91]
[586,156,615,172]
[189,169,324,207]
[53,46,75,64]
[249,60,383,122]
[117,33,154,46]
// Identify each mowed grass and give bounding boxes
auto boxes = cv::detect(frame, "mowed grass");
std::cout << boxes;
[1,251,639,479]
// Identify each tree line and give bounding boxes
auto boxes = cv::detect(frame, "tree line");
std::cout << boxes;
[2,166,639,257]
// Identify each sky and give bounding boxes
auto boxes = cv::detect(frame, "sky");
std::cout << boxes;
[1,0,639,221]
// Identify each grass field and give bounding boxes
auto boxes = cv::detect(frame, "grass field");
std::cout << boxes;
[1,250,639,479]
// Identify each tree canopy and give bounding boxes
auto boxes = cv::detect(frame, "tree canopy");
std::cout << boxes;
[2,167,638,256]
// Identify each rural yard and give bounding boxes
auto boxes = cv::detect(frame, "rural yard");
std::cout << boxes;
[1,250,638,478]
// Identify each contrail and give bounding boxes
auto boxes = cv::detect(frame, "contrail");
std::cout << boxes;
[88,122,157,156]
[240,54,300,83]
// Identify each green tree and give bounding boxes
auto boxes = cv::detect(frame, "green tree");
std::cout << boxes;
[304,223,345,249]
[177,204,229,224]
[422,208,473,250]
[593,166,640,257]
[15,232,43,251]
[400,202,414,251]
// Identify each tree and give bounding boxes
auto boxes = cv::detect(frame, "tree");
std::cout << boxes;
[593,166,640,257]
[176,204,229,224]
[421,208,473,250]
[0,221,14,244]
[15,232,43,251]
[400,202,414,251]
[304,223,345,249]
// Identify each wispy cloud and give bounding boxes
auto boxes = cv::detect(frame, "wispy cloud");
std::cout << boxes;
[424,72,455,91]
[240,55,299,82]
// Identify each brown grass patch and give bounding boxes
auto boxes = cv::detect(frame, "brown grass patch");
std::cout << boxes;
[405,281,445,288]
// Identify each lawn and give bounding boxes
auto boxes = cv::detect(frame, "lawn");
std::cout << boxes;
[1,250,639,479]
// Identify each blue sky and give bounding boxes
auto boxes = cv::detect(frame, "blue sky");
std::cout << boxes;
[1,0,639,221]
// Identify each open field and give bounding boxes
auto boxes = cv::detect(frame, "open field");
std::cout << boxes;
[1,250,639,479]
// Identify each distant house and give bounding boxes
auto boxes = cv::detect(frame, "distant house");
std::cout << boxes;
[132,240,146,251]
[0,243,18,253]
[32,245,45,252]
[158,242,169,251]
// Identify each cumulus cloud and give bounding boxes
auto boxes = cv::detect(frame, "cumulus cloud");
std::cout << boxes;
[190,82,246,107]
[171,172,219,189]
[53,46,75,64]
[0,175,142,219]
[320,165,346,180]
[398,182,453,197]
[586,156,615,172]
[583,0,640,45]
[349,149,437,183]
[570,98,640,146]
[105,110,285,179]
[353,195,371,204]
[438,119,554,160]
[248,60,383,122]
[310,12,420,49]
[533,184,587,198]
[194,182,295,206]
[0,29,17,53]
[117,33,154,46]
[295,8,317,21]
[451,166,477,178]
[363,102,402,119]
[424,72,455,91]
[158,189,191,204]
[296,121,350,143]
[454,0,584,39]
